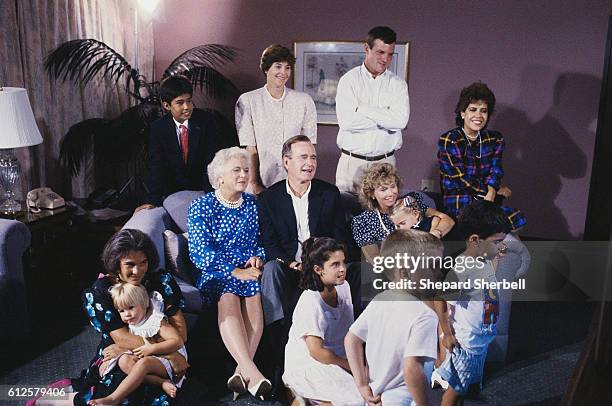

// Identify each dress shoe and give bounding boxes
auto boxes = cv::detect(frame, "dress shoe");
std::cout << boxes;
[248,378,272,399]
[227,373,246,400]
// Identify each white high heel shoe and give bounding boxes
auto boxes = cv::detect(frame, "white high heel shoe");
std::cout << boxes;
[248,378,272,399]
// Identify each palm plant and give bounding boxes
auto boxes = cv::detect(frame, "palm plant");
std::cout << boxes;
[44,39,239,196]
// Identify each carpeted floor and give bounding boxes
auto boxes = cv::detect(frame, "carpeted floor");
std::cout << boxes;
[0,302,594,405]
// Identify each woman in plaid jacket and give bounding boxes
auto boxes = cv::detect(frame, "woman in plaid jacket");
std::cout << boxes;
[438,82,526,232]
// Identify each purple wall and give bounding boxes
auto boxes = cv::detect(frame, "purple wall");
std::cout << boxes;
[153,0,612,239]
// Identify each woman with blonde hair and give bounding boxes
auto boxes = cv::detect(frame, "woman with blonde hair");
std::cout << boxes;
[352,163,453,263]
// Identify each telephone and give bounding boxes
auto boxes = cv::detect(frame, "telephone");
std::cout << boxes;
[26,187,65,212]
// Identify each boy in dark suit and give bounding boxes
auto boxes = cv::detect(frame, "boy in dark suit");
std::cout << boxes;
[137,75,220,210]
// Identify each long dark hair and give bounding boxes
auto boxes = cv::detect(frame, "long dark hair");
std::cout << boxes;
[299,237,345,291]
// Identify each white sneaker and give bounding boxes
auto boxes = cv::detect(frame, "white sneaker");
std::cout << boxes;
[431,370,449,390]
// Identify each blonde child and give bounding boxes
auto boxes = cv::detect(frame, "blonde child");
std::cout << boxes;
[282,237,363,406]
[390,192,455,238]
[88,283,187,405]
[345,229,443,405]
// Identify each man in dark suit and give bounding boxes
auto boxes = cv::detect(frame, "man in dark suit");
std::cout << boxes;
[257,135,360,327]
[136,75,219,210]
[257,135,360,398]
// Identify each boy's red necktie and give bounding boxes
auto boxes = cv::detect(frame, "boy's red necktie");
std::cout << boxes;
[180,124,188,163]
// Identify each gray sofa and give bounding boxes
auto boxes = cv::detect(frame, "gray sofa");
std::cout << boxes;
[488,232,530,362]
[122,190,205,328]
[122,189,530,362]
[0,219,31,344]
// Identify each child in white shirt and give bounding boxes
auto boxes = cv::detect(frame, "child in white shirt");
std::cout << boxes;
[283,237,363,406]
[345,229,443,406]
[89,283,187,405]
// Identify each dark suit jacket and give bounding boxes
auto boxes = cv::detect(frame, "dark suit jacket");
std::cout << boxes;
[257,178,353,264]
[145,110,220,206]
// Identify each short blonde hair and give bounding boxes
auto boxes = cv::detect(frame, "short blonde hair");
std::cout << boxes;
[207,147,249,189]
[380,229,443,294]
[110,283,150,311]
[358,163,402,211]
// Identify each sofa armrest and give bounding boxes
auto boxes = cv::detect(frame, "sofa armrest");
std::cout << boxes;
[0,219,32,341]
[122,207,174,271]
[498,234,531,281]
[163,191,204,233]
[488,234,531,362]
[0,219,31,280]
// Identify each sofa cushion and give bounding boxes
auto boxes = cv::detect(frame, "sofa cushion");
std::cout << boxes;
[163,229,196,285]
[163,190,205,233]
[123,207,172,271]
[174,275,203,315]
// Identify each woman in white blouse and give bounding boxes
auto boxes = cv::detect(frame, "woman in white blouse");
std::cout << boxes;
[235,44,317,194]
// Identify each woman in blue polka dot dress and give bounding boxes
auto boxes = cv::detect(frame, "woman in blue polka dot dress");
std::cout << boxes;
[188,147,271,398]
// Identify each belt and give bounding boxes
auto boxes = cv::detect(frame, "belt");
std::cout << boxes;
[341,149,395,161]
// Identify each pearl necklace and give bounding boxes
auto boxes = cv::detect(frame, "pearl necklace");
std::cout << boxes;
[462,128,482,159]
[215,189,244,209]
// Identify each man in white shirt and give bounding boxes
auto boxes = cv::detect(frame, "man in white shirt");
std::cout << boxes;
[335,26,410,193]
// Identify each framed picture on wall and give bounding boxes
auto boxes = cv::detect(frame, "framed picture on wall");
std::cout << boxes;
[293,41,410,125]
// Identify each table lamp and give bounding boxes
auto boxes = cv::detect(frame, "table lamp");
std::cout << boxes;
[0,87,44,215]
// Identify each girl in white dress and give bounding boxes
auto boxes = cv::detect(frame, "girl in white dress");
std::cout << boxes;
[88,283,187,405]
[283,237,363,406]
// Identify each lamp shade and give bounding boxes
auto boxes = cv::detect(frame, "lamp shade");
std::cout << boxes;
[0,87,43,148]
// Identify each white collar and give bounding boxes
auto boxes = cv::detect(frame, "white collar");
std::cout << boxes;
[264,85,287,102]
[286,179,311,200]
[173,118,189,129]
[360,63,389,81]
[128,291,165,338]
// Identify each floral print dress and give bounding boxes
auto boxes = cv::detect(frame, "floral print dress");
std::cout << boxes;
[72,270,185,405]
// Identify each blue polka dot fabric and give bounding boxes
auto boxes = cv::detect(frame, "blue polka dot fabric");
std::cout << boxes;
[351,210,396,247]
[188,192,266,305]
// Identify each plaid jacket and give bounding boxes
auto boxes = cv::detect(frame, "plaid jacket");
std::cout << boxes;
[438,127,525,230]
